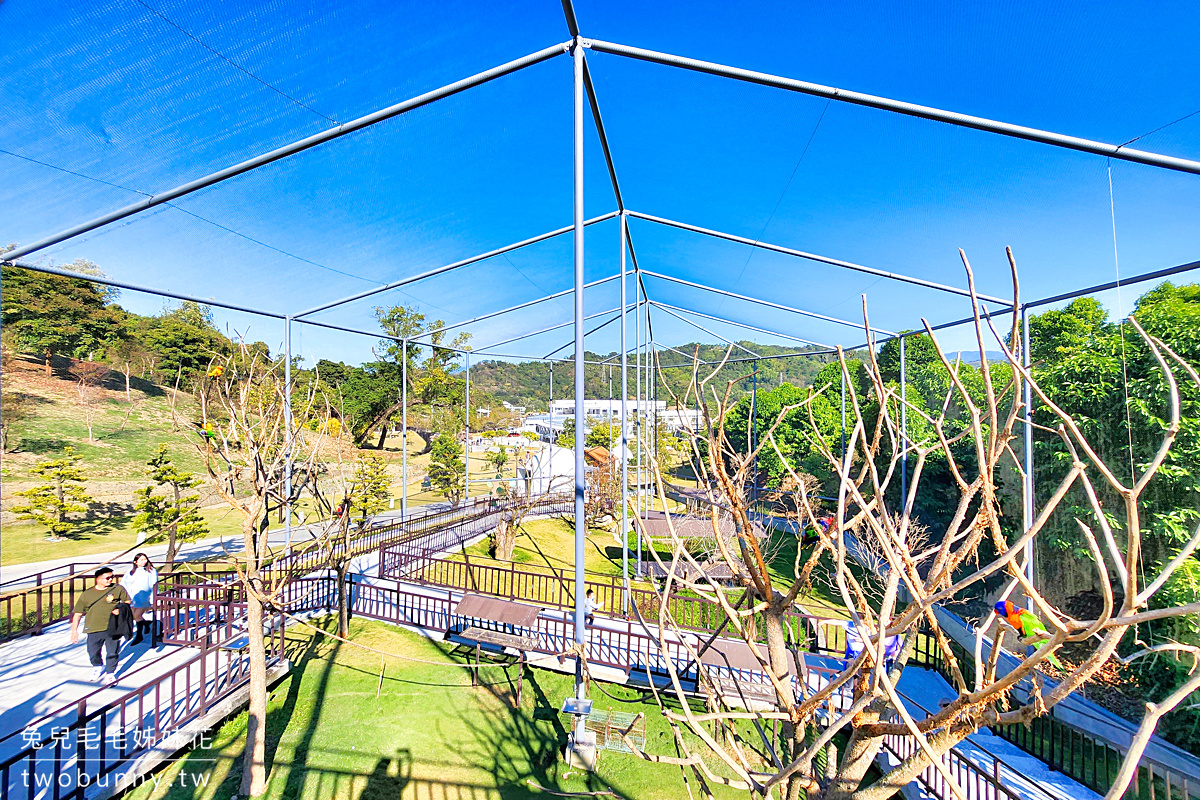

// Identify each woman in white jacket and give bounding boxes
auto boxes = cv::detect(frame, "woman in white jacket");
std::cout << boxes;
[125,553,158,647]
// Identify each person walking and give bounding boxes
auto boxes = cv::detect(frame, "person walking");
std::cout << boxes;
[584,589,601,627]
[70,567,131,683]
[125,553,158,647]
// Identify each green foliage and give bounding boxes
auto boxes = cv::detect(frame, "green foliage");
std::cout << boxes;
[12,446,93,539]
[133,302,232,386]
[555,417,577,449]
[131,445,208,561]
[586,420,621,449]
[428,433,465,507]
[1,263,125,369]
[485,446,509,475]
[351,454,392,517]
[464,343,849,412]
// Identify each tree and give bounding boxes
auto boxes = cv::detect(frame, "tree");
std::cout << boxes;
[135,302,231,387]
[13,447,92,540]
[486,446,509,475]
[192,341,332,797]
[428,433,465,507]
[556,417,578,449]
[351,454,391,519]
[71,360,110,442]
[627,252,1200,800]
[1,262,124,374]
[585,419,621,449]
[0,390,35,452]
[107,327,153,401]
[131,444,208,570]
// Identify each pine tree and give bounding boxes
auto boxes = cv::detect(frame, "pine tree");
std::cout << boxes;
[350,454,391,519]
[428,433,465,507]
[131,444,208,569]
[13,447,93,540]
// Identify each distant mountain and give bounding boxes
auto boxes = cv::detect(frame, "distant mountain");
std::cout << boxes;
[466,341,855,411]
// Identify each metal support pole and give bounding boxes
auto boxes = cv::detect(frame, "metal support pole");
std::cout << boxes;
[635,294,643,577]
[751,358,758,509]
[402,338,408,520]
[283,316,293,554]
[899,336,908,512]
[620,213,630,611]
[549,366,554,444]
[650,345,658,508]
[571,39,588,719]
[1022,306,1035,605]
[465,352,471,502]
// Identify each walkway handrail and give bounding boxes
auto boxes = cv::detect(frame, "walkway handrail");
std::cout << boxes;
[0,611,286,798]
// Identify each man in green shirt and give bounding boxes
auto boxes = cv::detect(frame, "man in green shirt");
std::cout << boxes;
[71,567,130,683]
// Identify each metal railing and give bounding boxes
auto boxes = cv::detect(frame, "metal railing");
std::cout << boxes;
[0,613,284,800]
[920,625,1193,800]
[0,562,239,643]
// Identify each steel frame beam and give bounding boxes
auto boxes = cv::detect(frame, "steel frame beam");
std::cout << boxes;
[416,272,621,341]
[639,268,895,335]
[649,300,834,350]
[628,210,1008,305]
[541,303,634,359]
[649,301,760,357]
[296,211,618,319]
[586,39,1200,177]
[475,304,623,352]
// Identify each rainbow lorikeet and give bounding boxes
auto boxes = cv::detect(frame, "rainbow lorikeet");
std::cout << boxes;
[801,514,835,547]
[994,600,1063,670]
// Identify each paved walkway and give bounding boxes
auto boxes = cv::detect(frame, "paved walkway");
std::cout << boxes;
[0,622,193,742]
[0,502,454,589]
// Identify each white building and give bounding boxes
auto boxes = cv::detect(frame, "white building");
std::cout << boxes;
[516,443,576,494]
[548,398,665,420]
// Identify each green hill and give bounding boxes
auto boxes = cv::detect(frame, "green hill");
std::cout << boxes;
[467,342,851,411]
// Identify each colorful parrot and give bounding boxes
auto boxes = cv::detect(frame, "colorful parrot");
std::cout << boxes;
[994,600,1064,670]
[206,364,224,378]
[801,514,835,547]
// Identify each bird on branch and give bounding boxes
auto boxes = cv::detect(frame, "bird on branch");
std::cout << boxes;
[994,599,1064,670]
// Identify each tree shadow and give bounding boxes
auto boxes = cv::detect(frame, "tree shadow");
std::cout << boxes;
[15,436,70,454]
[436,655,636,800]
[172,625,338,799]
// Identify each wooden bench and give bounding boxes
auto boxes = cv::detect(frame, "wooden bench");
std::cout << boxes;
[456,625,537,705]
[711,676,778,707]
[459,625,540,653]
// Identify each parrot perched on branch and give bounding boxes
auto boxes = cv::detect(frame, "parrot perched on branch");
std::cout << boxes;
[994,600,1064,670]
[801,513,835,547]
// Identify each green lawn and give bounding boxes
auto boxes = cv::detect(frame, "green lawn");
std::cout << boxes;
[458,517,637,579]
[2,388,208,482]
[129,618,754,800]
[0,506,248,565]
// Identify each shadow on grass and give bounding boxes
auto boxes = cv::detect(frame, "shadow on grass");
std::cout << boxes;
[15,436,70,454]
[437,652,636,800]
[186,626,337,799]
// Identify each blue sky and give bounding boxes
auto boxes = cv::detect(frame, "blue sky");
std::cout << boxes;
[1,0,1198,370]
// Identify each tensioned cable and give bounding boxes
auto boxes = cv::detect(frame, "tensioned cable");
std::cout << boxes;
[0,148,382,287]
[1117,107,1200,149]
[130,0,338,124]
[1108,163,1137,488]
[728,99,831,292]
